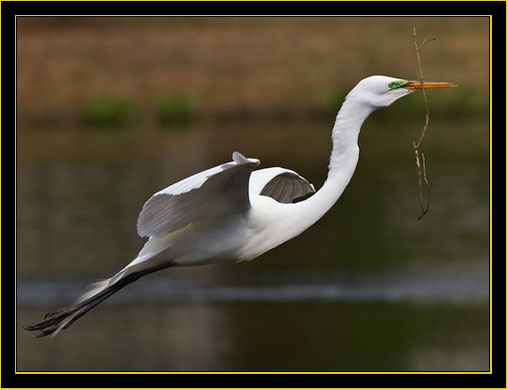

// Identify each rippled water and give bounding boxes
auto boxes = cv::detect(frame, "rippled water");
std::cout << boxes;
[18,268,488,305]
[16,118,490,372]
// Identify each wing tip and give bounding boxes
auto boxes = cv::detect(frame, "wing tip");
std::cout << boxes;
[232,151,246,163]
[232,151,260,165]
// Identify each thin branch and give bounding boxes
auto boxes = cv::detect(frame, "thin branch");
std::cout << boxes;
[412,27,433,219]
[417,34,436,51]
[414,151,431,220]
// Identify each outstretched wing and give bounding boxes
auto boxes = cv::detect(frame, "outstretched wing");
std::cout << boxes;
[249,167,315,204]
[137,152,260,238]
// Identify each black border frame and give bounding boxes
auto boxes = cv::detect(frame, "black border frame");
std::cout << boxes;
[4,1,506,388]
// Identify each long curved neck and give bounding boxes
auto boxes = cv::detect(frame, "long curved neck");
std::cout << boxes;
[297,96,375,225]
[247,96,376,259]
[328,97,371,179]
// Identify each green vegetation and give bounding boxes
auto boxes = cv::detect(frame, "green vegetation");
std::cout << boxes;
[320,90,348,117]
[322,86,488,121]
[82,95,133,128]
[76,87,488,131]
[395,86,488,118]
[453,85,489,115]
[156,95,193,128]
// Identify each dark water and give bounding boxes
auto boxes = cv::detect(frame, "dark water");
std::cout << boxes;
[16,117,490,372]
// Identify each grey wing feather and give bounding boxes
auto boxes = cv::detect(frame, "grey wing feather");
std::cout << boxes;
[260,172,315,204]
[137,152,260,238]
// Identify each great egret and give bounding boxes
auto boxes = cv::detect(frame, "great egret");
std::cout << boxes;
[24,75,455,337]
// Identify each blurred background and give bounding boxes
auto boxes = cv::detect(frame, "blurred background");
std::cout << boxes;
[16,16,489,372]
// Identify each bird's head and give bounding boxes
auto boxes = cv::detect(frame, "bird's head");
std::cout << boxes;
[347,75,456,109]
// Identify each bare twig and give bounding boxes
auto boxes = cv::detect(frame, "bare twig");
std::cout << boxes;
[414,150,431,219]
[417,34,436,51]
[412,27,434,219]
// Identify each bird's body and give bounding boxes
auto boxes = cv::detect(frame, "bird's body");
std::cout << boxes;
[25,75,455,337]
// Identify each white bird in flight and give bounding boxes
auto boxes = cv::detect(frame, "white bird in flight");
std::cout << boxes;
[25,75,455,337]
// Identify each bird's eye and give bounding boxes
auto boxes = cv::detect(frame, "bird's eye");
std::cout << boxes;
[388,79,409,90]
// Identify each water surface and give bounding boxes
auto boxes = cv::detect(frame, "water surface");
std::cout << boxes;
[16,117,490,372]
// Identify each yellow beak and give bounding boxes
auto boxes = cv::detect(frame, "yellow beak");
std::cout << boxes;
[404,80,457,91]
